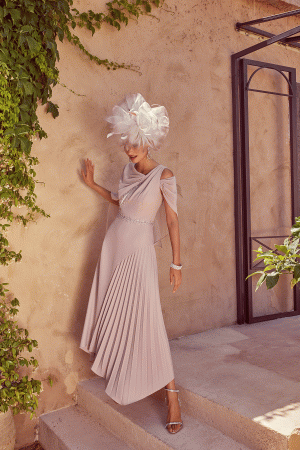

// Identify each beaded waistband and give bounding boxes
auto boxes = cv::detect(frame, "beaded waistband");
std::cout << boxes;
[117,210,154,225]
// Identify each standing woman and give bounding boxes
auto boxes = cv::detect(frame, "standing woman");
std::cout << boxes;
[79,93,183,434]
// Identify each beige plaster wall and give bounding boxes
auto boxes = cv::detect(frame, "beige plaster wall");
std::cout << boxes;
[3,0,300,446]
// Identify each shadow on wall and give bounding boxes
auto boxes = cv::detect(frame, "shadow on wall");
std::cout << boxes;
[71,173,111,345]
[69,95,124,345]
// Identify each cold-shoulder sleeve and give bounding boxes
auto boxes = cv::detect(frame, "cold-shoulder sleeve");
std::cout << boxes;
[153,175,178,248]
[160,176,178,214]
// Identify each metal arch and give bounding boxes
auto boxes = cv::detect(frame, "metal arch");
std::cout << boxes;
[246,66,294,96]
[234,58,299,324]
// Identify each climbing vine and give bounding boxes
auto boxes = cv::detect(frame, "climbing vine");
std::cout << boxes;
[0,0,163,417]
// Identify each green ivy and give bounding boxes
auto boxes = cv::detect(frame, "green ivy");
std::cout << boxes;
[0,0,163,418]
[0,283,41,417]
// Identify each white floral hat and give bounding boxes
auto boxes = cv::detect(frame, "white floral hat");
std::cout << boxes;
[106,93,169,150]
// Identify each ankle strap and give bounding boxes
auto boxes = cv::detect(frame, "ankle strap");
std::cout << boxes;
[165,388,179,392]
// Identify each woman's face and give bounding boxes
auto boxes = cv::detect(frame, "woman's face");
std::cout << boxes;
[123,143,148,163]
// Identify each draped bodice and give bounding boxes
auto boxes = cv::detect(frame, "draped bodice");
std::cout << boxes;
[106,161,178,247]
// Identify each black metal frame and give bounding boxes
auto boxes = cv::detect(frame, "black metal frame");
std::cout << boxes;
[236,9,300,51]
[232,12,300,324]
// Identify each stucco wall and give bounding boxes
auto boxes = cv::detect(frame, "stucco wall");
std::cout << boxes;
[4,0,300,446]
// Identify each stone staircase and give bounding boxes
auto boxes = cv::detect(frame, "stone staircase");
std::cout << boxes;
[39,377,250,450]
[39,317,300,450]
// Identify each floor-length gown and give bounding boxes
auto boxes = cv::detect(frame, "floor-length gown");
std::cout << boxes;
[79,161,178,405]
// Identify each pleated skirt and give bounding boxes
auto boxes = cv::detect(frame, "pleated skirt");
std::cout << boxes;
[79,214,175,405]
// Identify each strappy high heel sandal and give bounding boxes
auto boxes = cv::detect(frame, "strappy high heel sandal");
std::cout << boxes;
[164,388,183,434]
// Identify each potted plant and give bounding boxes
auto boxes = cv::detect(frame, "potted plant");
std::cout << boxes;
[247,216,300,291]
[0,282,42,450]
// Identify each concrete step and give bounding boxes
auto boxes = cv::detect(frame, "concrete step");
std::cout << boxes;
[168,317,300,450]
[39,315,300,450]
[39,403,132,450]
[76,377,251,450]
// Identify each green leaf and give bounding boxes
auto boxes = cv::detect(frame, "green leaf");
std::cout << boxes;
[289,238,299,253]
[22,81,34,96]
[3,128,15,136]
[245,270,263,280]
[256,272,267,291]
[19,103,29,111]
[25,36,41,54]
[57,27,64,41]
[47,101,59,118]
[9,9,21,24]
[20,137,31,154]
[293,264,300,281]
[291,226,300,235]
[266,273,279,290]
[263,264,276,271]
[274,244,288,255]
[20,25,34,33]
[291,278,298,288]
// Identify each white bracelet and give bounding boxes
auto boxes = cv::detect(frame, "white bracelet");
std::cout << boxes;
[170,262,182,270]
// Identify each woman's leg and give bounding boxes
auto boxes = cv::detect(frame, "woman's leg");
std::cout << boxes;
[165,378,182,433]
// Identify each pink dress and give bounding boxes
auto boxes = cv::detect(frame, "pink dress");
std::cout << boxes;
[79,161,178,405]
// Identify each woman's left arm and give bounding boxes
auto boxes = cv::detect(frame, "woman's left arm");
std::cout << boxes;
[161,169,182,294]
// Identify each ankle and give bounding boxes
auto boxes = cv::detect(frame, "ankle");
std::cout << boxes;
[167,395,180,406]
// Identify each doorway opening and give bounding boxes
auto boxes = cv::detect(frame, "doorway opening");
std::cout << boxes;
[232,10,300,323]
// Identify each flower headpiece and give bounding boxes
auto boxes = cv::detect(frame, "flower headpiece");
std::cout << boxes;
[106,93,169,150]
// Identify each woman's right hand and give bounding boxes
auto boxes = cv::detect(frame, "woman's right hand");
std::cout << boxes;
[81,158,95,187]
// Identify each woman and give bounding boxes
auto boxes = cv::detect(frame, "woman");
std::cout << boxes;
[79,93,183,434]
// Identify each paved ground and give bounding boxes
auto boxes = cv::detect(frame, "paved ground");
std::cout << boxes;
[169,315,300,438]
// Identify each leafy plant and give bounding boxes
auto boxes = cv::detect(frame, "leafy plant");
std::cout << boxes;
[247,216,300,291]
[0,0,163,419]
[0,283,43,418]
